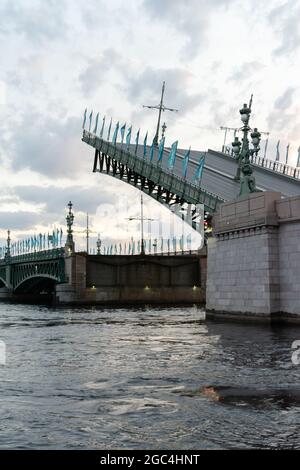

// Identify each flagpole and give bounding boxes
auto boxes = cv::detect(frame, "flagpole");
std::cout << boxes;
[143,81,178,146]
[263,138,268,159]
[286,144,290,165]
[141,194,145,255]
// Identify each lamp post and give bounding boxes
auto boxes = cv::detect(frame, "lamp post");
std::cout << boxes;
[5,230,11,261]
[231,96,261,197]
[96,233,102,255]
[65,201,75,254]
[161,122,167,140]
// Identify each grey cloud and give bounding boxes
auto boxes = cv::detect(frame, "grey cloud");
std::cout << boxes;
[268,0,300,56]
[229,62,265,82]
[79,0,109,29]
[78,49,123,97]
[8,54,49,95]
[0,0,67,44]
[0,211,40,231]
[14,184,118,219]
[125,67,204,117]
[143,0,234,59]
[5,113,87,178]
[274,87,296,110]
[267,87,298,133]
[0,180,128,237]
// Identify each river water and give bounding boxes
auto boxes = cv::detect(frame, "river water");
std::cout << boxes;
[0,303,299,449]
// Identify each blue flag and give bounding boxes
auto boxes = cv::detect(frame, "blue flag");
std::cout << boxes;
[286,143,290,165]
[143,132,148,158]
[126,126,132,147]
[100,116,105,138]
[112,121,119,144]
[149,141,155,162]
[135,129,140,146]
[179,235,184,251]
[107,118,112,140]
[194,154,206,182]
[167,140,178,169]
[187,233,192,250]
[157,137,165,163]
[88,110,93,132]
[120,123,126,144]
[82,108,87,129]
[182,147,191,178]
[135,129,140,154]
[93,112,99,134]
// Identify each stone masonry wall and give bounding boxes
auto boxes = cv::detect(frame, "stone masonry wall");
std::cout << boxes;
[206,227,280,317]
[207,191,300,322]
[278,221,300,316]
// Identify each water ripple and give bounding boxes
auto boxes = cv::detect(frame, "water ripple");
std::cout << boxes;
[0,303,299,449]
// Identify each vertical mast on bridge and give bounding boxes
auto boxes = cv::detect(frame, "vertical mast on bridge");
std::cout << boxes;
[143,81,178,146]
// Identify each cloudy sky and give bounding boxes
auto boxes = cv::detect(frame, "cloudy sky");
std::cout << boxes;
[0,0,299,250]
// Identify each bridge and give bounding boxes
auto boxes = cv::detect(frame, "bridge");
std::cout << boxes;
[1,105,300,313]
[0,248,66,298]
[82,129,300,213]
[0,200,206,305]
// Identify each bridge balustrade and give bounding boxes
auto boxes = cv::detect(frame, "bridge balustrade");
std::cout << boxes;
[223,148,300,180]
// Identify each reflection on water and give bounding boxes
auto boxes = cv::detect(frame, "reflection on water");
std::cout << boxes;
[0,304,299,449]
[179,385,300,409]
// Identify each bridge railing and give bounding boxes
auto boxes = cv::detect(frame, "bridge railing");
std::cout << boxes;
[86,249,206,257]
[83,130,225,212]
[219,147,300,180]
[250,154,300,179]
[0,248,65,265]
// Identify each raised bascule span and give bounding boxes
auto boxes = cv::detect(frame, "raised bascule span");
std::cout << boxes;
[82,129,300,217]
[83,130,223,232]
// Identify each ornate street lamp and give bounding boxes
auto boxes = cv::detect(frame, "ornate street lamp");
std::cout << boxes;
[65,201,75,253]
[231,96,261,197]
[96,233,102,255]
[5,230,11,261]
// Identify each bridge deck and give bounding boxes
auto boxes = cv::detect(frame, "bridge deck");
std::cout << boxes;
[135,145,300,200]
[83,130,300,208]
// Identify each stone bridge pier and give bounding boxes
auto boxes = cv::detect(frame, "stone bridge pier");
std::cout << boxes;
[206,191,300,323]
[56,251,206,305]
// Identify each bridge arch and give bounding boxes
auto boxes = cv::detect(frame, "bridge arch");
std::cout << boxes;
[13,274,59,294]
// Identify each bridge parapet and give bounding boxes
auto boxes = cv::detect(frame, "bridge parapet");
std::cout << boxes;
[13,248,65,263]
[214,148,300,180]
[0,247,65,265]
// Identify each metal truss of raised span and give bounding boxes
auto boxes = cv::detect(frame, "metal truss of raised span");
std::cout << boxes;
[82,131,225,230]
